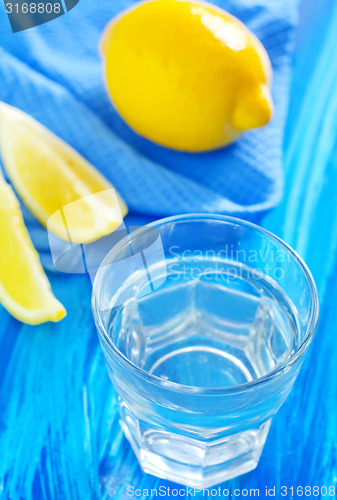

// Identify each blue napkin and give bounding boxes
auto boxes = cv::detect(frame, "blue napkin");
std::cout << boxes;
[0,0,297,222]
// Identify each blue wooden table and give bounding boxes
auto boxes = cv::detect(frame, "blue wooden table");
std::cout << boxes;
[1,0,337,498]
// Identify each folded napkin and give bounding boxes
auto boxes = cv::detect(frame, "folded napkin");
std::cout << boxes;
[0,0,297,224]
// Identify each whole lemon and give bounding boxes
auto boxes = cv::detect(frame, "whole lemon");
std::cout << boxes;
[101,0,273,152]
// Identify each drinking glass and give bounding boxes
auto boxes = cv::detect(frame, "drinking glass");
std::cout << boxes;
[92,214,319,487]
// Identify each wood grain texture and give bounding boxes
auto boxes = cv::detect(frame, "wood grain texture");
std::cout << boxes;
[1,0,337,498]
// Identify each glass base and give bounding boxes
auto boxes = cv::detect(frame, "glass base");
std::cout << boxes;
[119,411,271,488]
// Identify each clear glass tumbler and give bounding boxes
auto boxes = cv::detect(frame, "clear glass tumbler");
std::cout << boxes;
[92,215,319,487]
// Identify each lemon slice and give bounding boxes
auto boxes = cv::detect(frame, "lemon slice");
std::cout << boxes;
[0,102,128,244]
[0,174,66,324]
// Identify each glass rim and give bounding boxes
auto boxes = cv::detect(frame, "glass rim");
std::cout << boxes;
[92,214,319,395]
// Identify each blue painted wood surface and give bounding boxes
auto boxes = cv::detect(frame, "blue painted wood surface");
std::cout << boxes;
[1,0,337,498]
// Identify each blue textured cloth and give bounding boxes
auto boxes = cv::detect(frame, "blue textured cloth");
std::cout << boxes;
[0,0,297,221]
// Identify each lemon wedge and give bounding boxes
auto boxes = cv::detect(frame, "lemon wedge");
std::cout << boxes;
[0,102,128,244]
[0,173,66,324]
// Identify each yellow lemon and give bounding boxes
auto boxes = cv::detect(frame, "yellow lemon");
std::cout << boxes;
[0,102,128,244]
[0,173,66,325]
[101,0,273,152]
